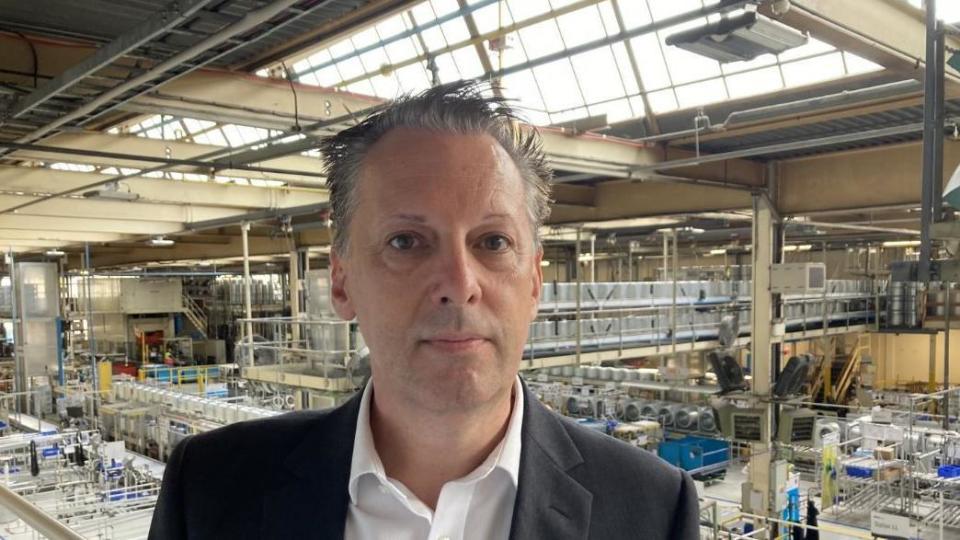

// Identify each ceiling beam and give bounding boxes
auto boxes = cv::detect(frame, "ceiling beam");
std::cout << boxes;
[0,215,184,235]
[763,0,960,91]
[5,131,326,185]
[0,194,249,223]
[84,229,332,268]
[4,0,219,121]
[124,70,765,187]
[777,138,960,214]
[0,230,127,243]
[0,166,328,210]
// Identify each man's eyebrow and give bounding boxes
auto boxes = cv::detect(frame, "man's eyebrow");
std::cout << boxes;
[481,213,515,221]
[385,214,427,223]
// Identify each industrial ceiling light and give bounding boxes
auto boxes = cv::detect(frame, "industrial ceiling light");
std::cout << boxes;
[666,11,807,63]
[82,180,139,201]
[44,249,65,257]
[783,244,813,252]
[882,240,921,247]
[148,236,174,246]
[709,248,728,255]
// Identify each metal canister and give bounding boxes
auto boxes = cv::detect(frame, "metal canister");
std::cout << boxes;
[888,282,904,327]
[904,282,919,327]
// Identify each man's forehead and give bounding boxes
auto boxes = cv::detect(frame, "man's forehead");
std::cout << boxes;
[357,129,524,195]
[364,128,507,166]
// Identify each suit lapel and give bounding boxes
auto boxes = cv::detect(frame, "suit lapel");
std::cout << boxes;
[510,382,592,540]
[260,390,363,540]
[257,381,593,539]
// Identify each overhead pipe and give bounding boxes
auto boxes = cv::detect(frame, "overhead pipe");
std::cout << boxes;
[631,122,938,173]
[798,220,921,236]
[634,79,923,145]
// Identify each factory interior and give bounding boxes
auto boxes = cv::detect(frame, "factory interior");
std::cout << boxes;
[5,0,960,538]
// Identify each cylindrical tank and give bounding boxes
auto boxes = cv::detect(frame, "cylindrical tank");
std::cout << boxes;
[888,282,904,327]
[640,402,660,420]
[657,403,677,426]
[903,282,919,328]
[699,407,717,432]
[623,400,644,422]
[675,406,699,430]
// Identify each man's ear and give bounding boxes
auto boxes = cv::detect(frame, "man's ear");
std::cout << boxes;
[330,250,356,320]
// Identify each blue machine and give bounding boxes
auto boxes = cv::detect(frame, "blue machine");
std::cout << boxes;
[658,435,730,477]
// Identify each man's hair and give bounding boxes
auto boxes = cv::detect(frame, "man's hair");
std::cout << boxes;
[320,79,553,254]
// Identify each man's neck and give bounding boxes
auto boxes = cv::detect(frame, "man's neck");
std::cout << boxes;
[369,383,515,510]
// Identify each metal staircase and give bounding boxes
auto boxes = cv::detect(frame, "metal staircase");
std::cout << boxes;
[182,293,208,340]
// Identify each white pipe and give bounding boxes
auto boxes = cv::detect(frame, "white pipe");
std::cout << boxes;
[241,223,254,367]
[17,0,302,144]
[0,482,85,540]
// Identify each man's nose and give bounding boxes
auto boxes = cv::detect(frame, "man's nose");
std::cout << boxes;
[430,243,482,307]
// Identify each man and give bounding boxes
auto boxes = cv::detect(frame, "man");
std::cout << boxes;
[148,80,699,540]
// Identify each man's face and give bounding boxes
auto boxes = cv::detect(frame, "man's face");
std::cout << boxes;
[330,128,542,414]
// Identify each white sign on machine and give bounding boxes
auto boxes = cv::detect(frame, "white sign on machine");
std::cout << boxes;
[870,511,917,539]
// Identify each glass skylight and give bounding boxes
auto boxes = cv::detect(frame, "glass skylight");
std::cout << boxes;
[274,0,883,128]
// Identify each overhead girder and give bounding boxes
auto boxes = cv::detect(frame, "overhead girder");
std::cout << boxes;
[0,215,183,236]
[0,230,127,243]
[762,0,960,91]
[5,132,326,185]
[778,139,960,215]
[83,228,332,268]
[0,194,243,223]
[0,166,328,210]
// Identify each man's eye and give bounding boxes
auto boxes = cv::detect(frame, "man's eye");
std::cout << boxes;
[481,235,511,251]
[388,234,418,250]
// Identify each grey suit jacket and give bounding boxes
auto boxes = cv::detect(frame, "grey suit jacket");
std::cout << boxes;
[148,382,700,539]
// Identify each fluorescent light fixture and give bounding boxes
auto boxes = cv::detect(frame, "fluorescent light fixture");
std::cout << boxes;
[709,248,727,255]
[44,249,65,257]
[666,11,808,63]
[580,217,681,230]
[540,260,551,267]
[148,236,175,246]
[882,240,921,247]
[783,244,813,252]
[578,253,594,262]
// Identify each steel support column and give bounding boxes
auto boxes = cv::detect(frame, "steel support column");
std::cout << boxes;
[748,193,776,520]
[920,0,944,281]
[241,223,254,367]
[290,249,300,346]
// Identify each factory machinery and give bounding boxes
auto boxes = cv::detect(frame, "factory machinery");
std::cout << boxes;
[234,276,877,400]
[527,365,732,483]
[528,278,875,355]
[106,380,281,461]
[0,415,164,539]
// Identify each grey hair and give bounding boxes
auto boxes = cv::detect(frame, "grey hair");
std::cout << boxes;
[320,79,553,254]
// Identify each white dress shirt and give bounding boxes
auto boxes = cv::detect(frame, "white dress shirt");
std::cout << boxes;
[345,377,524,540]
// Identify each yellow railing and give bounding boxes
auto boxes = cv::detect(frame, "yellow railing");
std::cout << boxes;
[137,364,223,392]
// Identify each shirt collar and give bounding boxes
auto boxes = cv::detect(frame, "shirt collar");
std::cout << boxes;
[348,376,524,505]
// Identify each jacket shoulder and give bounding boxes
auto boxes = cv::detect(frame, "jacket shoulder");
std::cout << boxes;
[551,414,699,538]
